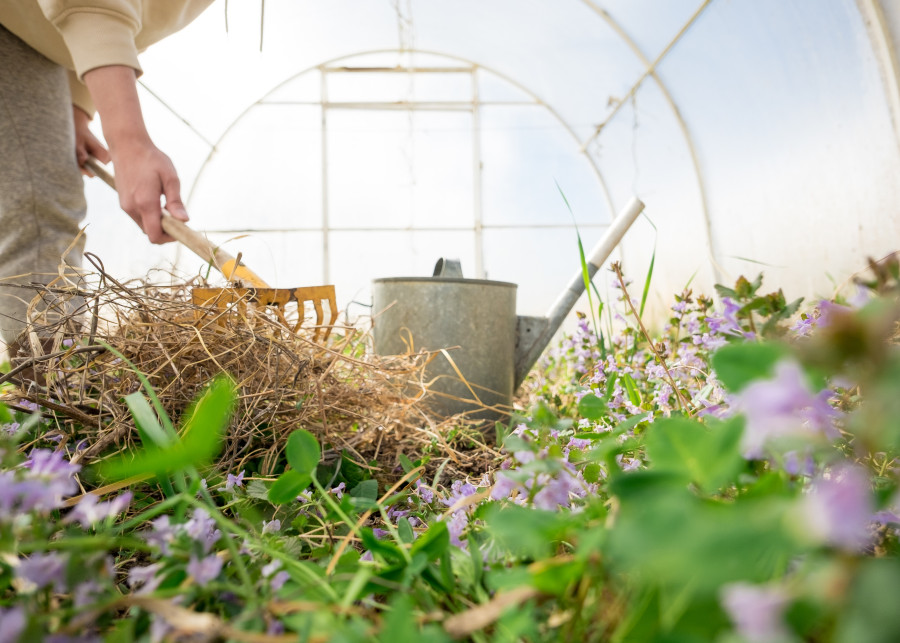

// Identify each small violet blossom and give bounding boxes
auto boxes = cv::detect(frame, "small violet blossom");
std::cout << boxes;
[720,582,791,643]
[66,491,132,529]
[0,606,26,643]
[440,510,469,548]
[442,480,477,509]
[729,360,839,459]
[224,470,245,492]
[143,515,177,554]
[187,554,223,585]
[17,552,67,592]
[270,570,290,592]
[799,463,873,551]
[262,519,281,535]
[128,563,164,595]
[184,508,221,553]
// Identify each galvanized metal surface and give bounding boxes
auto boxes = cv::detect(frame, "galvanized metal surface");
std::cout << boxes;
[372,276,517,421]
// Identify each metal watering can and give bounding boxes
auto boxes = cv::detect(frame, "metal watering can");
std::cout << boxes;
[372,197,645,421]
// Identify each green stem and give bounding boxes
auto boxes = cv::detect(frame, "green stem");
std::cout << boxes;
[16,535,150,554]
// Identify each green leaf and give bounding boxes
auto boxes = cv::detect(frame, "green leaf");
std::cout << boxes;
[583,463,603,484]
[622,373,642,406]
[285,429,321,475]
[410,521,449,561]
[616,412,650,434]
[530,557,585,596]
[268,470,312,504]
[577,393,607,420]
[245,479,270,501]
[711,342,789,392]
[350,478,378,502]
[381,595,418,640]
[360,527,405,563]
[645,417,744,494]
[398,517,416,544]
[0,403,11,425]
[398,453,415,474]
[483,504,570,559]
[181,376,235,451]
[124,392,171,448]
[99,377,235,482]
[835,559,900,643]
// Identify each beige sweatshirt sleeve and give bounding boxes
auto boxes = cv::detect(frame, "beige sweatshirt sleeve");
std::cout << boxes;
[36,0,144,80]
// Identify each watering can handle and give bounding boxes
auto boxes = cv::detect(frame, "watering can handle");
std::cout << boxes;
[433,258,464,278]
[513,196,645,389]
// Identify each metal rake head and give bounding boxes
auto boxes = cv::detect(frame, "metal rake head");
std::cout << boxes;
[191,285,338,341]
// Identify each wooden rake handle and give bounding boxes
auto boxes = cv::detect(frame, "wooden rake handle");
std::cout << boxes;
[84,156,270,288]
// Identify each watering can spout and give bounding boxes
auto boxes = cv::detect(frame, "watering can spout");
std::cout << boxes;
[513,196,645,389]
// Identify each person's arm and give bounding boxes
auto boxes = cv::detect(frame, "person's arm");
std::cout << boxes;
[82,64,189,244]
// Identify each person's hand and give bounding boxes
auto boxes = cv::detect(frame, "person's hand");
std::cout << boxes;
[83,65,189,245]
[72,106,109,175]
[108,140,189,244]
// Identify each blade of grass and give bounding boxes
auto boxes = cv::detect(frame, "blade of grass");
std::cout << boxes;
[638,212,658,318]
[556,180,599,336]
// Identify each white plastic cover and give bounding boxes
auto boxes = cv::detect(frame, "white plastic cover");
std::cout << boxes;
[82,0,900,327]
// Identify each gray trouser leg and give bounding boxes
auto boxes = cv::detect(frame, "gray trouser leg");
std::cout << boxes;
[0,24,86,351]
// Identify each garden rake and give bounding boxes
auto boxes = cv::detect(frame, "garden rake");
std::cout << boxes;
[84,157,338,341]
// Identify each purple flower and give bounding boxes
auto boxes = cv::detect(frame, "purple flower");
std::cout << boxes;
[442,480,477,508]
[187,554,223,585]
[791,315,816,337]
[2,422,20,436]
[873,509,900,525]
[414,480,434,504]
[25,448,80,482]
[782,450,816,477]
[261,519,281,535]
[730,360,839,459]
[330,482,346,499]
[18,400,39,412]
[386,506,410,521]
[73,578,104,607]
[533,472,581,510]
[128,563,164,595]
[225,470,245,492]
[799,463,873,551]
[261,559,282,578]
[17,552,67,591]
[441,511,469,548]
[816,300,851,328]
[720,582,790,643]
[0,606,26,643]
[143,515,177,554]
[185,508,221,553]
[491,472,522,500]
[66,492,132,529]
[270,570,290,592]
[566,437,592,451]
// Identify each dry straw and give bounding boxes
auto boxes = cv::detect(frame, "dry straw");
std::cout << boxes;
[1,265,501,483]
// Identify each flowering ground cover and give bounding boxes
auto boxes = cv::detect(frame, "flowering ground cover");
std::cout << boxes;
[2,257,900,642]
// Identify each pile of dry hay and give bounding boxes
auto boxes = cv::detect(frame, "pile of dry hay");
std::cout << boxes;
[1,271,502,483]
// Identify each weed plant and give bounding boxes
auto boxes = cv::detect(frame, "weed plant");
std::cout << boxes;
[2,258,900,642]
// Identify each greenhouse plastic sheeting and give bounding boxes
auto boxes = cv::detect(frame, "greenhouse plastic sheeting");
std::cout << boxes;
[82,0,900,325]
